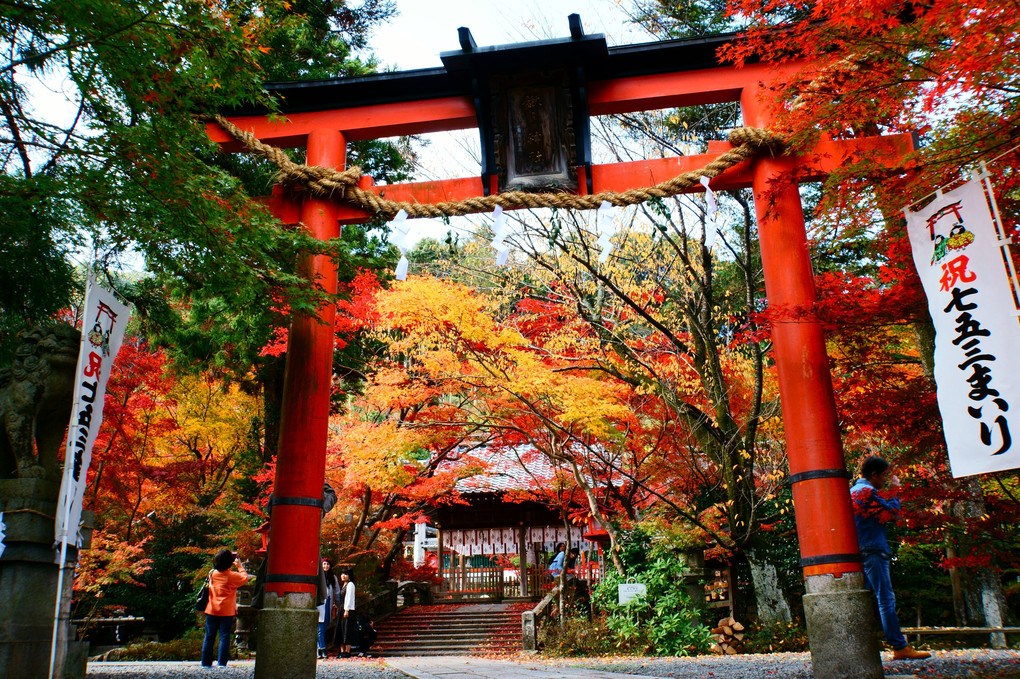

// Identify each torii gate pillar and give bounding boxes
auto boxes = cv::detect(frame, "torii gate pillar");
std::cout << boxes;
[254,128,344,679]
[743,90,883,678]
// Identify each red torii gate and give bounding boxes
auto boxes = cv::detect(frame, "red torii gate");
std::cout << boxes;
[208,21,912,679]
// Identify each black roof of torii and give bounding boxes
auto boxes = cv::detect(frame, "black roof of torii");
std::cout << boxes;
[225,15,745,117]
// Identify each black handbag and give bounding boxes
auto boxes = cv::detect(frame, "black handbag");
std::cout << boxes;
[194,572,211,612]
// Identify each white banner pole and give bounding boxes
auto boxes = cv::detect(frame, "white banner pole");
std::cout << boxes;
[977,167,1020,312]
[48,498,74,679]
[48,275,132,679]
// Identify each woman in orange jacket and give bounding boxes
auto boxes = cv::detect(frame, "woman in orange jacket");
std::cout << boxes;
[201,549,253,668]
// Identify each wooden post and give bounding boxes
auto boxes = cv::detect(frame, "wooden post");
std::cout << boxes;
[518,525,529,598]
[264,128,345,597]
[437,527,444,595]
[255,128,344,679]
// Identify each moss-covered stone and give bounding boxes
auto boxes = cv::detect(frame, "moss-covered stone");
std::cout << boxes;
[254,592,317,679]
[803,573,883,679]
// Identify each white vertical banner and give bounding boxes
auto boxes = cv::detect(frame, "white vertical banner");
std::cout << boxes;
[54,276,132,546]
[904,178,1020,477]
[50,275,131,679]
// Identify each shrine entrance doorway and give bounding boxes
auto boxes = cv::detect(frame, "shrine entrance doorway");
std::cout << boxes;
[431,448,605,603]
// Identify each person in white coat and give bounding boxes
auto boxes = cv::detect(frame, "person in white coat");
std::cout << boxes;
[337,569,358,658]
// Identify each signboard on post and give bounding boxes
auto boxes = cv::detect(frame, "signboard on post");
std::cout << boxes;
[618,581,647,605]
[905,178,1020,477]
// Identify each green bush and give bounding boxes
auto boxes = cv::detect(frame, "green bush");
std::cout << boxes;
[88,512,227,641]
[740,620,809,653]
[97,626,254,661]
[586,525,713,657]
[100,636,203,661]
[539,616,620,656]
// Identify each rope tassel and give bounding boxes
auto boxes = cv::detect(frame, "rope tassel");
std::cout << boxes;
[490,205,512,266]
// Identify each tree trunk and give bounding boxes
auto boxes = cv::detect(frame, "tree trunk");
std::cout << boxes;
[559,517,569,629]
[566,458,626,575]
[977,567,1008,648]
[746,548,793,623]
[911,319,936,379]
[954,479,1009,647]
[260,357,285,462]
[945,542,967,626]
[380,527,408,580]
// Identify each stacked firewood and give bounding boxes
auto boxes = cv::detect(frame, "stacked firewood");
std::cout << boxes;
[709,616,745,655]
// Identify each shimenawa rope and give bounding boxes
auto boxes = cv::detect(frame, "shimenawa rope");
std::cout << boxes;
[211,114,784,219]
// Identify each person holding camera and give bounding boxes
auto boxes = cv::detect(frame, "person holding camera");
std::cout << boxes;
[851,456,931,661]
[201,549,253,668]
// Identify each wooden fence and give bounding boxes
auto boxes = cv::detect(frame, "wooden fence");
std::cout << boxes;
[436,563,505,601]
[436,561,602,601]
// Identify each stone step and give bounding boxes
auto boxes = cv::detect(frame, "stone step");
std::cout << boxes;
[374,643,520,654]
[376,633,519,644]
[378,625,519,634]
[380,623,516,633]
[385,615,518,624]
[376,630,519,642]
[389,612,518,617]
[375,635,519,645]
[379,622,516,632]
[377,648,518,657]
[373,605,525,656]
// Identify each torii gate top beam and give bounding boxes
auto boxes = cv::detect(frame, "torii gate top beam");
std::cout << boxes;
[208,19,911,224]
[208,28,779,149]
[218,29,743,117]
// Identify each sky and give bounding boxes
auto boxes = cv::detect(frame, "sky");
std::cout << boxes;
[364,0,651,245]
[368,0,648,72]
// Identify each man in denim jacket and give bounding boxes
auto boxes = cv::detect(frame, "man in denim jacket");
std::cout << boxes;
[851,456,931,661]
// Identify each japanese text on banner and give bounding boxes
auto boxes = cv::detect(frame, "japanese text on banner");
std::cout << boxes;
[54,277,131,546]
[904,179,1020,477]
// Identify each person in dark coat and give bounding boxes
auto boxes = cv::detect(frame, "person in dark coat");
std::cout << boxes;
[355,614,377,657]
[851,456,931,661]
[317,557,341,658]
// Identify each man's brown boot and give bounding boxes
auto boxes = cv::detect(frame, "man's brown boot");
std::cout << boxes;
[892,645,931,660]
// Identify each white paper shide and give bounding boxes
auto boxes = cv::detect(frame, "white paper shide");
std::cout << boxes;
[905,179,1020,477]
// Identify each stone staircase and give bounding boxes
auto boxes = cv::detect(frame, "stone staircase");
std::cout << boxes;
[373,603,530,656]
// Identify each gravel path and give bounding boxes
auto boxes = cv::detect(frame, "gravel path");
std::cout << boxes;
[85,649,1020,679]
[544,649,1020,679]
[85,658,407,679]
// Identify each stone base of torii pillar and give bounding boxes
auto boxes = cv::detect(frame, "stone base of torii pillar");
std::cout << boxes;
[254,592,317,679]
[803,573,883,679]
